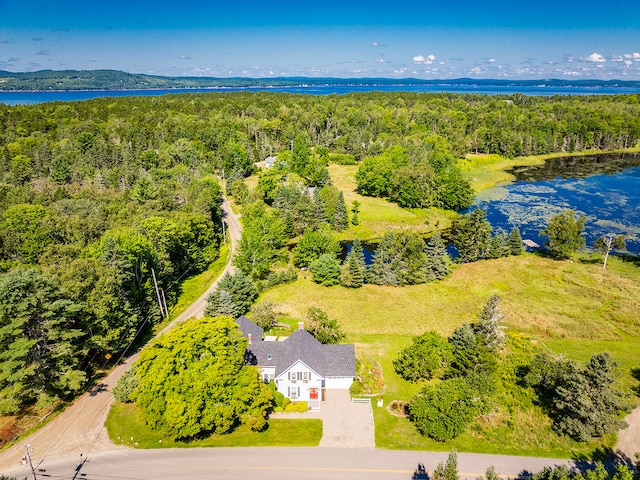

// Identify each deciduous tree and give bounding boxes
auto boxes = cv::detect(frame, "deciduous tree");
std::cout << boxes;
[540,209,586,259]
[134,316,273,439]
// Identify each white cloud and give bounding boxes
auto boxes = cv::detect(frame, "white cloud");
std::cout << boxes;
[624,60,633,66]
[376,58,387,63]
[584,52,606,63]
[487,58,497,63]
[412,54,436,65]
[623,52,640,61]
[371,42,380,47]
[611,55,624,62]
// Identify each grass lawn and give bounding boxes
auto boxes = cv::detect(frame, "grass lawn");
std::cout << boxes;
[106,402,322,448]
[260,254,640,457]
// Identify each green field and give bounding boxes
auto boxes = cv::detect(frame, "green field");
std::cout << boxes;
[106,402,322,448]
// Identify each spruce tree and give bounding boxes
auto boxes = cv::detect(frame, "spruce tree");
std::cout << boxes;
[332,191,349,231]
[475,294,506,352]
[424,231,451,281]
[508,227,524,255]
[488,232,509,259]
[350,200,361,226]
[312,188,328,224]
[340,239,366,288]
[451,207,492,263]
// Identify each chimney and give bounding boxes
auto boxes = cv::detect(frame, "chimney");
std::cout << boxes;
[247,333,252,345]
[298,322,304,330]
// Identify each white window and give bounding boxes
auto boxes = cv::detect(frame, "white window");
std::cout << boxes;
[302,371,310,381]
[288,386,300,399]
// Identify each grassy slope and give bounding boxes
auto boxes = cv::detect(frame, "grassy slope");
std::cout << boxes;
[106,403,322,448]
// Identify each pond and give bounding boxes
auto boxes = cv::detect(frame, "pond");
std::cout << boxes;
[474,152,640,256]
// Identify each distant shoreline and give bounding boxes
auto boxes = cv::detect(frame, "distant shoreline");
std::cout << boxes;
[2,69,640,92]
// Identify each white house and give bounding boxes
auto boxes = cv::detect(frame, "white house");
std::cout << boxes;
[236,316,355,410]
[264,156,277,168]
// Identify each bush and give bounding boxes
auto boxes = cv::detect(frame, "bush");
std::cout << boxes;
[113,367,139,403]
[285,401,308,413]
[349,380,364,396]
[329,153,357,165]
[394,331,452,382]
[268,381,286,408]
[410,378,476,441]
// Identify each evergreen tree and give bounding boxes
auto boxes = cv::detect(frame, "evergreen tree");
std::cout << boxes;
[474,295,506,352]
[443,449,459,480]
[351,200,361,226]
[368,231,428,286]
[451,208,492,263]
[424,231,451,280]
[312,188,328,224]
[205,270,257,317]
[332,191,349,231]
[0,268,86,414]
[488,232,509,259]
[340,238,366,288]
[507,227,524,255]
[310,253,341,286]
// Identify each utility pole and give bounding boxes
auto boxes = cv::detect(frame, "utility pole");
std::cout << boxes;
[222,218,226,244]
[160,289,169,318]
[24,444,37,480]
[151,268,166,318]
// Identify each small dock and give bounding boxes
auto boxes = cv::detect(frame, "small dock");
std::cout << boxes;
[523,239,540,249]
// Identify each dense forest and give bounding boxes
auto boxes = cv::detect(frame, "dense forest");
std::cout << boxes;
[1,90,640,416]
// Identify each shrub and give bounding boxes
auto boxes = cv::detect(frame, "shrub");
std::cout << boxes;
[113,367,139,403]
[350,380,364,396]
[410,378,476,441]
[285,401,308,413]
[329,153,357,165]
[394,331,452,382]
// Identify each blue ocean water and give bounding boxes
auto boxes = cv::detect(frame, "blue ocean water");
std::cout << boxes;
[3,83,640,105]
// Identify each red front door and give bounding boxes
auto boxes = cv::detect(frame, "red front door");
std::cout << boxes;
[309,388,318,400]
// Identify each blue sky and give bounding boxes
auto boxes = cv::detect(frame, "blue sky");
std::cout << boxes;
[1,0,639,79]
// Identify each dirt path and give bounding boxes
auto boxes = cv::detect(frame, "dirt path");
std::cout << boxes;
[0,198,241,472]
[615,406,640,462]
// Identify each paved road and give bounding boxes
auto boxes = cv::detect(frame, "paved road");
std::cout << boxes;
[2,447,575,480]
[0,197,242,473]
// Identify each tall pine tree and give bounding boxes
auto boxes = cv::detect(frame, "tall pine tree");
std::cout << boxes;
[340,238,366,288]
[424,231,451,281]
[332,191,349,231]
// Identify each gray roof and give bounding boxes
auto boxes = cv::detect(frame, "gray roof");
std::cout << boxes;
[236,315,264,342]
[236,318,355,378]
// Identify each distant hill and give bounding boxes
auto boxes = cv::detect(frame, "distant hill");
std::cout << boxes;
[1,69,639,91]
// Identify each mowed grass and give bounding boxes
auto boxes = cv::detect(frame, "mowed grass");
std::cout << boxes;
[106,402,322,448]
